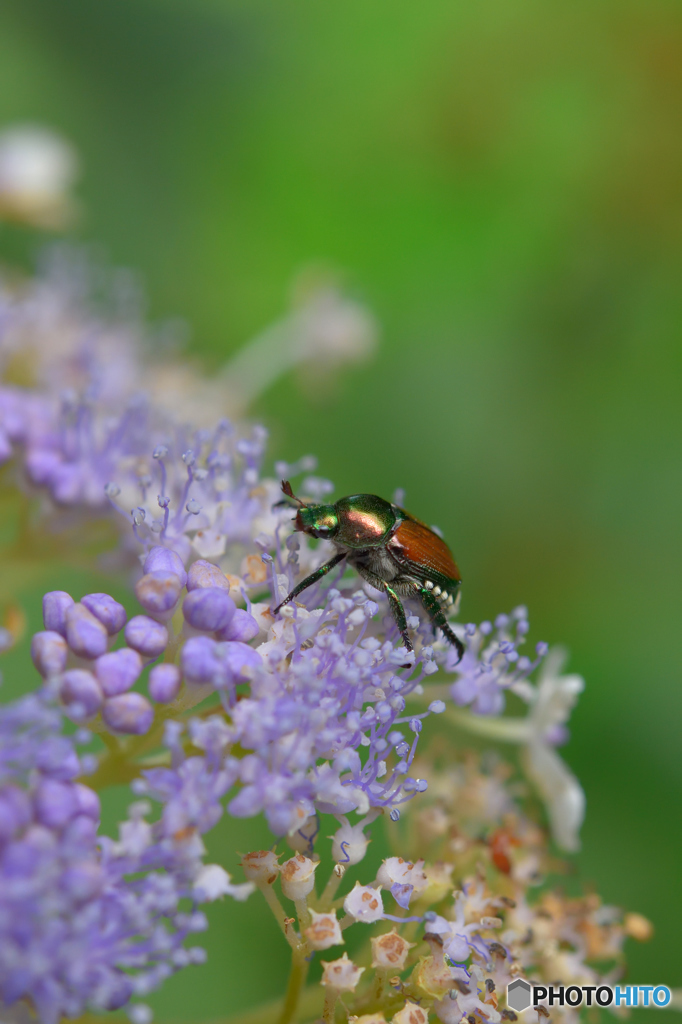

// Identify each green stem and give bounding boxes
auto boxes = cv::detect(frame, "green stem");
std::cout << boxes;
[277,951,310,1024]
[316,864,345,912]
[322,988,338,1024]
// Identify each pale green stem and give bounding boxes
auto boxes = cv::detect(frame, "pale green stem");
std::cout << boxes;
[316,864,346,912]
[407,687,533,744]
[277,950,310,1024]
[322,988,339,1024]
[443,705,531,743]
[257,882,299,951]
[294,896,311,930]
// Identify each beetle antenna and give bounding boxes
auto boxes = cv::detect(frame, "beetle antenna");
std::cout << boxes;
[281,480,308,507]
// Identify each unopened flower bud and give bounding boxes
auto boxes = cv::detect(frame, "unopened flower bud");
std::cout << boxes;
[81,593,127,635]
[34,778,79,829]
[135,571,183,616]
[411,951,453,1000]
[95,648,143,697]
[60,669,103,719]
[74,783,100,821]
[0,785,32,841]
[393,1003,428,1024]
[215,608,259,643]
[186,560,231,592]
[343,882,384,922]
[377,858,427,901]
[181,636,224,686]
[125,616,169,658]
[65,603,108,659]
[304,910,343,951]
[144,545,188,587]
[240,850,280,885]
[371,929,414,971]
[183,587,235,632]
[280,853,318,900]
[624,912,654,941]
[222,641,261,683]
[31,630,68,677]
[42,590,74,636]
[102,693,154,735]
[148,663,181,703]
[320,953,364,992]
[331,817,371,865]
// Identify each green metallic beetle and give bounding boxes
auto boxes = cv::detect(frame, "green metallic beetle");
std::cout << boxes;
[273,481,464,663]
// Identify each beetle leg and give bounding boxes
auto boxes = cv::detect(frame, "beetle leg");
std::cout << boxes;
[272,552,346,613]
[417,585,464,664]
[355,566,414,665]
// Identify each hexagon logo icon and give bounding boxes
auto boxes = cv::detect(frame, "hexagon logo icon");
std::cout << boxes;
[507,978,532,1012]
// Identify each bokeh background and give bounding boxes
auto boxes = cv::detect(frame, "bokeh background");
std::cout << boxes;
[0,0,680,1020]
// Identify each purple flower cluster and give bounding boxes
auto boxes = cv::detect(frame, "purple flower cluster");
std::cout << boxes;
[446,608,548,715]
[0,687,244,1023]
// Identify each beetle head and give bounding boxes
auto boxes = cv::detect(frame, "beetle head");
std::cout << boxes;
[280,480,339,539]
[295,503,339,539]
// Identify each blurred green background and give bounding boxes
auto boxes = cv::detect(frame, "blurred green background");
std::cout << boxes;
[0,0,680,1019]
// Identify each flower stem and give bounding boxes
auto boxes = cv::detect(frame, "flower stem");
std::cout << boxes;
[322,988,338,1024]
[277,950,310,1024]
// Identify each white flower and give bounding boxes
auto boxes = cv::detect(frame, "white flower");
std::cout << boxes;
[330,810,379,865]
[449,647,585,851]
[280,853,318,900]
[522,648,585,852]
[240,849,280,885]
[193,864,255,902]
[0,124,78,228]
[320,952,365,992]
[304,910,343,950]
[343,882,384,923]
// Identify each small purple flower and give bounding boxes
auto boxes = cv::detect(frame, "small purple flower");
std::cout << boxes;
[30,631,68,677]
[0,786,32,841]
[33,778,79,829]
[216,608,259,643]
[135,571,183,615]
[125,615,169,658]
[59,669,104,719]
[81,592,127,635]
[95,647,143,697]
[222,641,262,683]
[183,587,235,632]
[102,693,155,734]
[65,603,109,659]
[181,636,225,686]
[42,590,74,636]
[186,559,231,592]
[149,663,181,703]
[144,544,188,587]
